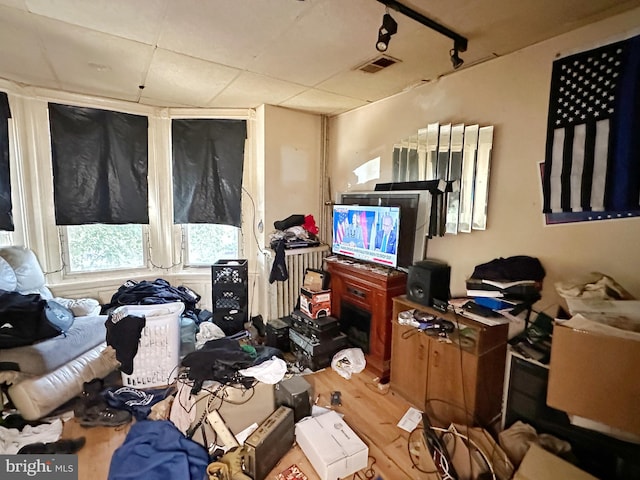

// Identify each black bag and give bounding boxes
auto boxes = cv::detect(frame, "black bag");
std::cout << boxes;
[0,291,74,348]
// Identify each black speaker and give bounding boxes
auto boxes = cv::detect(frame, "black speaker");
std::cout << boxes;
[274,376,314,422]
[407,259,451,307]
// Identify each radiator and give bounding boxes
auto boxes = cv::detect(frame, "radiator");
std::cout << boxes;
[269,245,330,319]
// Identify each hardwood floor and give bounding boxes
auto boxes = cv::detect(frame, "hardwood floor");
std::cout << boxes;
[61,367,441,480]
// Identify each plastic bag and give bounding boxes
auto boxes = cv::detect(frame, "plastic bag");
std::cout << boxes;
[331,348,366,379]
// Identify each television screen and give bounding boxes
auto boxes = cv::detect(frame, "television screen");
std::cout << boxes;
[338,190,430,270]
[332,204,400,268]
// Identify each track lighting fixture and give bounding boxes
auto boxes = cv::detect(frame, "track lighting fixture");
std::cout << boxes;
[450,47,464,69]
[376,12,397,52]
[376,0,468,67]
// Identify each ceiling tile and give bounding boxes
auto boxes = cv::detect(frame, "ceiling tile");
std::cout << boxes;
[0,6,59,89]
[24,0,169,45]
[142,49,240,107]
[281,88,367,116]
[0,0,27,10]
[208,72,307,109]
[249,0,392,86]
[34,16,153,101]
[159,0,314,69]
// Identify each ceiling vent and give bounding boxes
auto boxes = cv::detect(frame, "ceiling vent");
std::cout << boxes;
[357,55,399,73]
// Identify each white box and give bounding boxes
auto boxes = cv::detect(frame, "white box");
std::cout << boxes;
[295,411,368,480]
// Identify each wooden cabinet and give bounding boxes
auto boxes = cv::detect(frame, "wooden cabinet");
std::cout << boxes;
[326,258,407,382]
[390,295,508,426]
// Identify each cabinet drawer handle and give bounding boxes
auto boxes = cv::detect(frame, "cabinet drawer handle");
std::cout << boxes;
[433,350,439,367]
[346,286,366,299]
[418,344,424,360]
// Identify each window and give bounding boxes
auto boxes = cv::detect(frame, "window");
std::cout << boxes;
[185,224,239,266]
[64,224,146,273]
[0,231,11,247]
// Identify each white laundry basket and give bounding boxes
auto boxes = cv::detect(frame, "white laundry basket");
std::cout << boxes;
[116,302,185,388]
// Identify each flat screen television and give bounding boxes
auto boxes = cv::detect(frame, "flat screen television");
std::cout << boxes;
[332,204,401,268]
[336,190,431,271]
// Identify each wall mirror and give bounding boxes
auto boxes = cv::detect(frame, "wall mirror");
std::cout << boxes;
[392,122,494,236]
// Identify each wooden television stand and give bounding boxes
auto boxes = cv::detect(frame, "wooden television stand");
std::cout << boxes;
[325,257,407,382]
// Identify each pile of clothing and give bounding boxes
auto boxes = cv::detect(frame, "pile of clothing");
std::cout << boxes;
[270,214,321,283]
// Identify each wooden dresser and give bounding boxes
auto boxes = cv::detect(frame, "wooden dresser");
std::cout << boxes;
[390,295,508,426]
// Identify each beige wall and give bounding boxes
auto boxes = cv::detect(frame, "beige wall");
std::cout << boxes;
[262,105,324,236]
[327,9,640,312]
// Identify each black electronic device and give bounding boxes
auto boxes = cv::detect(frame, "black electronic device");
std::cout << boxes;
[432,298,449,312]
[265,318,290,352]
[290,309,340,341]
[243,406,295,480]
[422,318,455,335]
[275,376,313,423]
[407,259,451,307]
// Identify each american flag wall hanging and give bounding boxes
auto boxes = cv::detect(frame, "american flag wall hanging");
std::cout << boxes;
[542,34,640,218]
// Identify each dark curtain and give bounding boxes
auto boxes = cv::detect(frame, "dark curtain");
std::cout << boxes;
[172,118,246,227]
[0,92,12,231]
[49,103,149,225]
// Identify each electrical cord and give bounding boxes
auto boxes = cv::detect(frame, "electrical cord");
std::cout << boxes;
[242,186,267,256]
[406,424,439,475]
[352,455,378,479]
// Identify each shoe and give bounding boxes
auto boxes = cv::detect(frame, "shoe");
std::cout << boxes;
[219,447,251,480]
[77,405,132,428]
[18,437,86,454]
[0,413,45,430]
[274,214,304,231]
[206,461,230,480]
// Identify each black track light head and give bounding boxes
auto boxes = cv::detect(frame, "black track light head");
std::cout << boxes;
[376,13,398,52]
[450,47,464,69]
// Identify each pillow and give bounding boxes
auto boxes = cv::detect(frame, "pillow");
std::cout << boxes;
[54,297,101,317]
[0,257,17,291]
[0,246,46,292]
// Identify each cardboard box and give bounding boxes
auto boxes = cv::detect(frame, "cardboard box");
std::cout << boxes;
[299,287,331,319]
[547,314,640,437]
[514,444,597,480]
[303,269,328,292]
[295,411,368,480]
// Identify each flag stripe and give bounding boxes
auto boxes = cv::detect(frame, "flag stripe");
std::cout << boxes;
[560,126,574,211]
[550,128,564,212]
[591,119,609,211]
[580,122,596,211]
[570,124,585,212]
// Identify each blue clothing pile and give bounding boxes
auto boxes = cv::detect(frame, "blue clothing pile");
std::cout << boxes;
[108,420,209,480]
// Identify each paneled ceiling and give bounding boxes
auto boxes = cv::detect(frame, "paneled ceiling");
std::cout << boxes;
[0,0,638,116]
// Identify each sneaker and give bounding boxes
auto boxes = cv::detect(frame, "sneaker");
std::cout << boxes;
[77,405,132,428]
